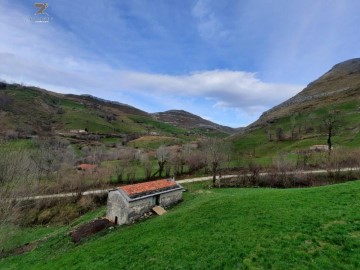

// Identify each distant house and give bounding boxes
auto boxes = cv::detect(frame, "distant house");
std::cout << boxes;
[309,145,331,151]
[70,129,87,134]
[107,179,183,225]
[77,164,97,171]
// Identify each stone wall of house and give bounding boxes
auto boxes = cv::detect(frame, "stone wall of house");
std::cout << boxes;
[107,191,128,225]
[107,189,183,225]
[160,190,183,207]
[127,197,153,223]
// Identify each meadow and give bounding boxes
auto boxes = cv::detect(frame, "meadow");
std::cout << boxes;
[1,180,360,269]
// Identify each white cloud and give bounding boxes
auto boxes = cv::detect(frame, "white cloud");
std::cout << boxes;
[0,0,304,126]
[115,70,303,114]
[192,0,229,41]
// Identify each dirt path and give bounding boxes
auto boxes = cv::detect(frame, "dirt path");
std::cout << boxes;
[17,167,356,201]
[177,175,237,183]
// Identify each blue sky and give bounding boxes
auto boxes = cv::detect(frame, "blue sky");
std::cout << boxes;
[1,0,360,127]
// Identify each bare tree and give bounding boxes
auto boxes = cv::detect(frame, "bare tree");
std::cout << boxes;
[296,150,312,169]
[89,146,106,164]
[117,147,137,161]
[114,161,126,184]
[181,144,194,173]
[185,150,206,173]
[0,141,40,230]
[125,166,136,184]
[156,145,169,177]
[164,162,172,178]
[222,141,234,170]
[161,146,184,178]
[140,153,152,180]
[4,130,19,141]
[276,127,285,141]
[31,138,72,179]
[322,111,340,153]
[204,138,226,185]
[113,147,137,183]
[246,159,262,186]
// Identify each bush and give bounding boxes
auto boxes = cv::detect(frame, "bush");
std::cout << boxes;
[220,169,359,189]
[16,194,107,226]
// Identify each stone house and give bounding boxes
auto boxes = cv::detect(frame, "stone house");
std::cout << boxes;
[107,179,183,225]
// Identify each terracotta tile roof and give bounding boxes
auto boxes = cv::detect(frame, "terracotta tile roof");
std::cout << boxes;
[77,164,97,170]
[120,179,178,197]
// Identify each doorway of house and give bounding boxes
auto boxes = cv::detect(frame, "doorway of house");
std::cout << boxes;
[155,195,160,205]
[152,195,160,205]
[115,216,118,225]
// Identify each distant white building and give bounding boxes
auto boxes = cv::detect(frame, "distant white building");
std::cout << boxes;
[69,129,87,134]
[309,145,331,151]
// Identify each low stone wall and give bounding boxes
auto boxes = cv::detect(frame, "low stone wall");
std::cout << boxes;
[160,190,182,207]
[127,197,153,223]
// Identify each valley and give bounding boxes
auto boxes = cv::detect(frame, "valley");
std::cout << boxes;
[2,58,360,269]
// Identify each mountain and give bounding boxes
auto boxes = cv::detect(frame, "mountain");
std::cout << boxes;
[248,58,360,130]
[0,83,155,137]
[152,110,235,134]
[232,58,360,157]
[67,94,149,117]
[0,82,233,139]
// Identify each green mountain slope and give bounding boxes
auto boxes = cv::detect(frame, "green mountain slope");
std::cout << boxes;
[152,109,235,135]
[250,58,360,129]
[232,58,360,158]
[0,83,232,139]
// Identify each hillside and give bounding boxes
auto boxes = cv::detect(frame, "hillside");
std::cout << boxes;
[232,58,360,160]
[249,58,360,129]
[152,109,235,134]
[1,180,360,269]
[0,83,233,140]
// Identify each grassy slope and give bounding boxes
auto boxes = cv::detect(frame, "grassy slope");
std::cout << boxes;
[58,97,188,136]
[232,99,360,163]
[1,181,360,269]
[127,135,181,150]
[1,86,196,137]
[0,207,106,254]
[0,226,55,253]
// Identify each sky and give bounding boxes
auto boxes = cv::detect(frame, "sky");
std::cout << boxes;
[1,0,360,127]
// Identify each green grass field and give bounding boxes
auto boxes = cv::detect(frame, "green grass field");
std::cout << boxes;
[1,181,360,269]
[232,99,360,164]
[0,226,56,253]
[127,135,182,150]
[128,115,188,136]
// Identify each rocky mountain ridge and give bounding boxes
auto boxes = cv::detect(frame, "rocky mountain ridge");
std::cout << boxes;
[247,58,360,129]
[152,110,235,134]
